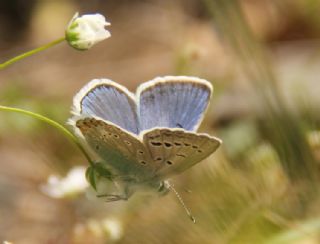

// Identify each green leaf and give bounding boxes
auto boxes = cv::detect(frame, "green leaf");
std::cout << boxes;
[85,163,114,191]
[85,166,97,190]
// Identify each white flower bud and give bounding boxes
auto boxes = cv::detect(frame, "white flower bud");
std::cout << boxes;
[66,13,111,50]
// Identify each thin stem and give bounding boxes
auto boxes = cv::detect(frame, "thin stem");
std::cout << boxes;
[0,105,94,166]
[0,37,65,69]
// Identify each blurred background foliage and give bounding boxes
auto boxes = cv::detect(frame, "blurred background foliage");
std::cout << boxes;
[1,0,320,243]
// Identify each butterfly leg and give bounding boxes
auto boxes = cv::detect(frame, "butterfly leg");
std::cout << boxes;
[96,193,129,202]
[96,181,133,202]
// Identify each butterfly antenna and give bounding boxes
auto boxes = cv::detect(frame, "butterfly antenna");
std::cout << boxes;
[168,183,196,223]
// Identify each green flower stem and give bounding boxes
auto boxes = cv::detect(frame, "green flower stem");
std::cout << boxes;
[0,105,94,166]
[0,37,65,69]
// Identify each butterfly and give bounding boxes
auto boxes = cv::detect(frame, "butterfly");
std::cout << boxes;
[69,76,221,221]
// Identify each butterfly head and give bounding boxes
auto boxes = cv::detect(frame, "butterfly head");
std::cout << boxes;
[156,180,170,196]
[135,180,170,196]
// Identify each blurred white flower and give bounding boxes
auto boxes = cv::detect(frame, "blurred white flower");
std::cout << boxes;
[66,13,111,50]
[41,166,88,198]
[87,219,104,237]
[78,218,123,241]
[307,130,320,147]
[101,218,123,241]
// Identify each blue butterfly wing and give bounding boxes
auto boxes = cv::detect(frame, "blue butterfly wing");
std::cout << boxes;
[137,76,212,132]
[73,79,139,134]
[75,117,156,180]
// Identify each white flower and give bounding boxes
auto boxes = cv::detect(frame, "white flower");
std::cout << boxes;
[101,218,123,241]
[66,13,111,50]
[80,218,123,240]
[41,166,89,198]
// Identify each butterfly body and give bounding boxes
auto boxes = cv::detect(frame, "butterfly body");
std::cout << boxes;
[70,76,221,201]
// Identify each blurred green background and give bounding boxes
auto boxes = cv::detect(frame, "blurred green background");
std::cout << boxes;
[1,0,320,243]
